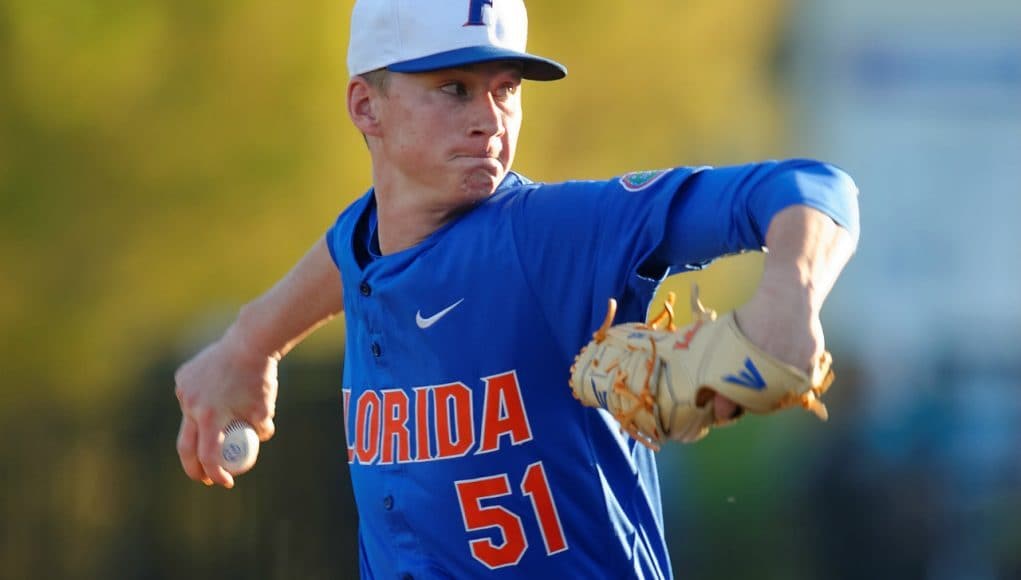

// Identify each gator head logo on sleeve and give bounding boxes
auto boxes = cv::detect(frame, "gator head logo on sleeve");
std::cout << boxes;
[619,169,669,192]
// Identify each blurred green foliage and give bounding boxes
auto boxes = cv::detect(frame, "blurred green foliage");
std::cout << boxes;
[1,0,803,578]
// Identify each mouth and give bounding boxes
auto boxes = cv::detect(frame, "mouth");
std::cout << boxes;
[454,152,501,161]
[453,153,503,171]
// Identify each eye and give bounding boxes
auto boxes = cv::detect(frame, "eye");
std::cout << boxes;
[494,82,520,100]
[440,82,469,98]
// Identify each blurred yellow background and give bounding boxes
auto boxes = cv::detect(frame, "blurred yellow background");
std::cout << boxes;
[1,0,781,409]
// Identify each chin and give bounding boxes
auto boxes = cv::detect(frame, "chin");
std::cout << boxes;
[460,168,503,200]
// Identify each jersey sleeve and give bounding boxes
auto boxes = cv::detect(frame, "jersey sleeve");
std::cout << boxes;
[508,159,859,358]
[649,159,859,271]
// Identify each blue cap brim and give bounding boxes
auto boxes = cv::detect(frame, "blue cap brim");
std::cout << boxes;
[387,46,567,81]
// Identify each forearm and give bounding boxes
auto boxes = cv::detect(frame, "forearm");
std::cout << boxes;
[736,205,856,372]
[758,205,856,313]
[229,237,345,360]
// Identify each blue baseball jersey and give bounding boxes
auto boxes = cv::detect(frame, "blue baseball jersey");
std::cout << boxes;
[326,161,858,579]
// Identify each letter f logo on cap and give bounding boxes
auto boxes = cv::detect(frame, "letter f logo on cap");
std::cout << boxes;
[466,0,495,26]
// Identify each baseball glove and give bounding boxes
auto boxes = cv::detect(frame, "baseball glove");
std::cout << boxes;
[569,286,834,449]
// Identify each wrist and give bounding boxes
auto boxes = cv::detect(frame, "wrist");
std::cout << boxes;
[737,285,823,373]
[228,303,284,362]
[761,205,855,313]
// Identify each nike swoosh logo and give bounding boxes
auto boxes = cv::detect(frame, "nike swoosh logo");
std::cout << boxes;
[415,298,464,329]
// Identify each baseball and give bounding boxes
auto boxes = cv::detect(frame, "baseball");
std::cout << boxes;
[220,419,259,475]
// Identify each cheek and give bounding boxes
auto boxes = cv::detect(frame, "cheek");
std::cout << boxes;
[502,114,522,160]
[401,130,432,163]
[409,113,454,153]
[389,111,441,165]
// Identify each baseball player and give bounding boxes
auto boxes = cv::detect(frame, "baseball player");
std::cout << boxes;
[174,1,860,578]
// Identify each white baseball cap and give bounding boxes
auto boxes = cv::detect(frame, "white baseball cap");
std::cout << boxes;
[347,0,567,81]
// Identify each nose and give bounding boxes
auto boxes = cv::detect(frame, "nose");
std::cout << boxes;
[468,92,505,139]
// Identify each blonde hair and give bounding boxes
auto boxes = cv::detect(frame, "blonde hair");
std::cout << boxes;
[359,68,390,94]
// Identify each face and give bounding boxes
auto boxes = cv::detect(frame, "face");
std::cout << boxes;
[361,61,524,207]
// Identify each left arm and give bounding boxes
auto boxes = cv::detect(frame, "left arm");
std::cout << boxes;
[653,159,859,370]
[652,160,860,420]
[566,160,859,435]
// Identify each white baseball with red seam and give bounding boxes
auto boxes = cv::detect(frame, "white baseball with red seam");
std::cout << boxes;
[220,420,259,475]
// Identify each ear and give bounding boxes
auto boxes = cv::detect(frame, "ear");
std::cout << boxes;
[347,77,383,137]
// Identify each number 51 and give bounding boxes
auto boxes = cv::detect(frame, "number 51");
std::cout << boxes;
[454,461,569,569]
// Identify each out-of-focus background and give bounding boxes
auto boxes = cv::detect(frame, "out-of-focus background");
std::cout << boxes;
[3,0,1020,578]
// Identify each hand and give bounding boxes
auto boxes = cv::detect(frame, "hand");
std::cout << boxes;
[174,325,279,488]
[711,395,742,425]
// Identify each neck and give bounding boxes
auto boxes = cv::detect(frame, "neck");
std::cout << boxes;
[375,198,470,255]
[372,172,479,255]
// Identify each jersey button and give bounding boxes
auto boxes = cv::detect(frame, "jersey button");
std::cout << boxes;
[371,343,381,357]
[382,495,394,510]
[359,281,371,296]
[401,574,413,580]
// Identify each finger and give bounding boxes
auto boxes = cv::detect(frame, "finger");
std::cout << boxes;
[196,410,236,489]
[712,395,743,425]
[177,415,212,485]
[253,417,275,442]
[247,405,276,442]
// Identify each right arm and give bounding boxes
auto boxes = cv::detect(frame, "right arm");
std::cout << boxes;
[174,237,344,488]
